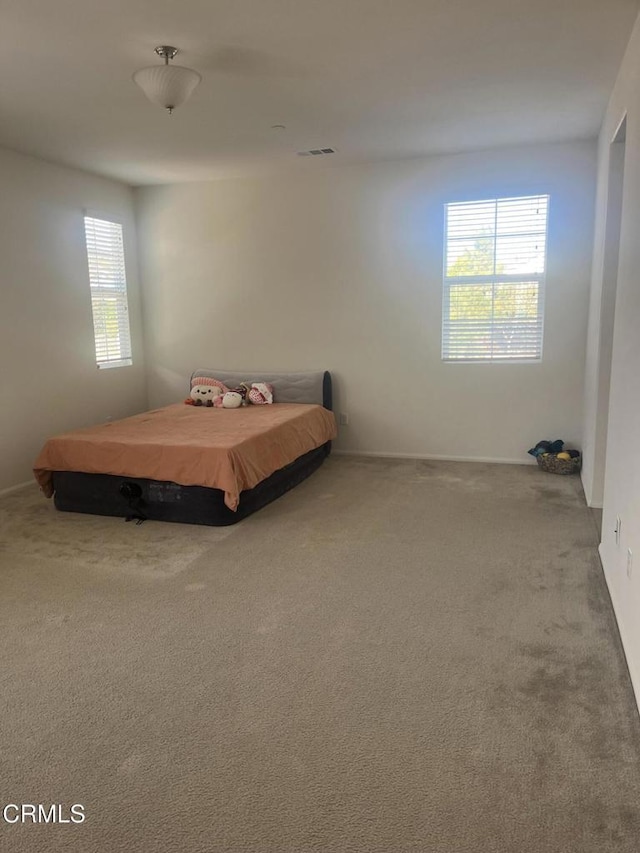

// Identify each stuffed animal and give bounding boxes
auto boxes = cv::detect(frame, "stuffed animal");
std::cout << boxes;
[220,391,243,409]
[215,384,251,408]
[248,382,274,405]
[189,384,219,407]
[187,377,227,407]
[184,377,272,409]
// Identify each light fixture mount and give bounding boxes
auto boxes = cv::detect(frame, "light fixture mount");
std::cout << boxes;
[154,46,179,63]
[133,45,201,115]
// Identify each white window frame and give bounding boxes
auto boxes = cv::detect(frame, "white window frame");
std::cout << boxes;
[442,195,549,363]
[84,213,132,369]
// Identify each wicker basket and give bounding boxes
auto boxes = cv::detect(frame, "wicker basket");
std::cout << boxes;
[536,453,581,475]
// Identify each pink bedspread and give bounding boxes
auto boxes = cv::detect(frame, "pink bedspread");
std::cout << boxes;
[34,403,337,510]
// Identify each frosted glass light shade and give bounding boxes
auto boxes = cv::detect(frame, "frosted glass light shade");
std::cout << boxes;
[133,64,201,111]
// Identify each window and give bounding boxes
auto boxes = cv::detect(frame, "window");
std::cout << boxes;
[84,215,132,368]
[442,194,549,361]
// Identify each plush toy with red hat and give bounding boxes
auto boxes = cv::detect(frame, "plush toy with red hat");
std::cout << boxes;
[185,376,228,407]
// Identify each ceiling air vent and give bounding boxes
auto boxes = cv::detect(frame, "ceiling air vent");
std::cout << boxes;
[297,147,336,157]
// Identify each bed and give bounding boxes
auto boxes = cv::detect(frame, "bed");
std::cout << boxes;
[33,369,336,526]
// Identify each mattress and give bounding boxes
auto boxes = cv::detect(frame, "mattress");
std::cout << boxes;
[33,369,336,526]
[51,445,330,526]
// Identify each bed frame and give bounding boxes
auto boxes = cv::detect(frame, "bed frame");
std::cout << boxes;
[52,370,333,526]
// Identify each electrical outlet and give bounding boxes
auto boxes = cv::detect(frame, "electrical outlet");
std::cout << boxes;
[627,548,633,579]
[615,516,621,546]
[339,413,349,426]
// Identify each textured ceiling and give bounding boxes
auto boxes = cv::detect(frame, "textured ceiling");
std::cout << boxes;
[0,0,638,185]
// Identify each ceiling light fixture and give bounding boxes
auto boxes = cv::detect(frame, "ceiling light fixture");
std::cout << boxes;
[133,46,201,115]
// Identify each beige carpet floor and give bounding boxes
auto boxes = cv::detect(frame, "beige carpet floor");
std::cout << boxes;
[0,457,639,852]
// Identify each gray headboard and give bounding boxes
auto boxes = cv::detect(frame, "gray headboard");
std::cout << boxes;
[190,369,332,410]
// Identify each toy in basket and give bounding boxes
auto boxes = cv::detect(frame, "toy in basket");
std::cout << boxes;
[528,440,581,475]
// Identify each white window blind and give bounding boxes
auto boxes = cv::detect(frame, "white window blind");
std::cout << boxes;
[84,216,132,368]
[442,195,549,362]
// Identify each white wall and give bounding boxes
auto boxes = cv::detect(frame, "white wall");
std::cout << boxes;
[0,147,146,493]
[136,142,595,464]
[584,13,640,707]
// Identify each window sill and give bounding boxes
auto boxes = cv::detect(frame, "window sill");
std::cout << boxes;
[442,358,542,365]
[97,359,133,370]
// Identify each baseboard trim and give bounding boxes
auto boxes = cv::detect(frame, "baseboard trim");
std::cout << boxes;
[332,449,533,465]
[599,544,640,718]
[0,480,34,497]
